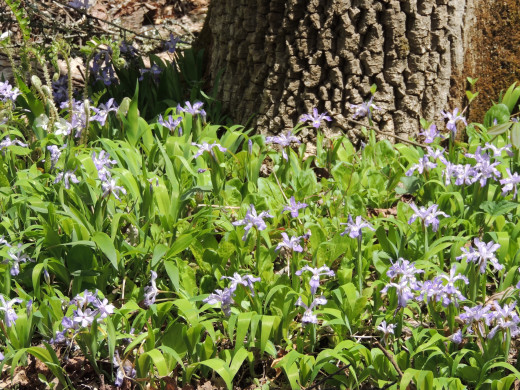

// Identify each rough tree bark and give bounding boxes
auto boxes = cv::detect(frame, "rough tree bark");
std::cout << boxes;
[196,0,506,142]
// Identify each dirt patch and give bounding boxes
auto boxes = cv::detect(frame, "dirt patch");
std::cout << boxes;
[465,0,520,123]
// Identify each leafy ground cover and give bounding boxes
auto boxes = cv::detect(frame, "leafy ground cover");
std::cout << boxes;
[3,7,520,389]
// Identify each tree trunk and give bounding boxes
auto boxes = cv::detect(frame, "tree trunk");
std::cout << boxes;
[197,0,517,142]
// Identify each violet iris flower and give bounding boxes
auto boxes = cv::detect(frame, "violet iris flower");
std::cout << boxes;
[441,108,467,136]
[158,114,182,134]
[295,296,327,326]
[340,215,375,239]
[91,98,118,126]
[418,124,445,144]
[265,131,301,147]
[192,142,227,158]
[164,34,182,53]
[92,150,117,182]
[408,203,449,232]
[0,80,20,103]
[73,308,96,328]
[177,101,206,120]
[275,232,304,253]
[457,238,502,273]
[283,196,307,218]
[6,244,33,276]
[295,265,335,295]
[0,295,22,327]
[299,108,332,128]
[221,273,261,296]
[54,170,80,189]
[101,179,127,201]
[485,301,520,340]
[203,288,235,317]
[232,204,273,241]
[351,97,379,120]
[500,168,520,199]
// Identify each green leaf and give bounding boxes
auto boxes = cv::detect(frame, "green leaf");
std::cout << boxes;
[92,232,118,270]
[144,349,170,376]
[106,316,116,362]
[488,122,513,136]
[151,244,168,267]
[480,200,519,217]
[484,104,511,127]
[199,358,233,389]
[511,122,520,149]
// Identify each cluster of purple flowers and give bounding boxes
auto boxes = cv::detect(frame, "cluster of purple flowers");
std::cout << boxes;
[0,80,21,104]
[204,273,261,316]
[59,99,89,137]
[382,258,468,309]
[233,204,273,241]
[406,147,444,176]
[50,290,115,344]
[91,48,117,86]
[46,144,66,170]
[418,124,445,144]
[54,169,80,189]
[295,296,327,326]
[460,301,520,341]
[92,150,126,201]
[51,76,68,105]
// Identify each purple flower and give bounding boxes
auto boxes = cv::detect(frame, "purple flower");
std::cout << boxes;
[6,244,33,276]
[351,97,379,120]
[72,289,98,308]
[73,308,96,327]
[340,215,375,239]
[485,301,520,340]
[0,137,28,153]
[265,131,301,147]
[295,296,327,326]
[295,265,335,295]
[408,203,449,232]
[91,98,118,126]
[377,320,396,344]
[456,238,502,273]
[0,80,20,103]
[144,271,158,307]
[158,114,182,134]
[92,150,117,182]
[299,108,332,128]
[283,196,307,218]
[203,288,235,317]
[441,108,467,136]
[68,0,91,9]
[232,204,273,241]
[0,351,4,361]
[62,316,75,330]
[164,34,181,53]
[52,76,68,105]
[101,179,127,201]
[406,155,437,176]
[177,101,206,120]
[192,141,227,158]
[276,232,304,253]
[451,329,463,344]
[113,351,136,387]
[419,269,467,307]
[460,304,490,325]
[465,150,502,186]
[381,280,415,308]
[93,298,115,319]
[221,273,261,296]
[54,170,80,189]
[386,258,423,288]
[0,295,22,327]
[500,168,520,199]
[46,145,64,170]
[139,64,162,82]
[120,41,138,57]
[419,124,445,144]
[483,143,513,158]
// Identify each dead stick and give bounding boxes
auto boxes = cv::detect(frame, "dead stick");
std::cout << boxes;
[374,340,403,377]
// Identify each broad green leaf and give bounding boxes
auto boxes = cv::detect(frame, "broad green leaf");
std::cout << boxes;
[92,232,118,270]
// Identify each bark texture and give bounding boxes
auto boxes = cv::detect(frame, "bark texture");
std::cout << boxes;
[198,0,477,140]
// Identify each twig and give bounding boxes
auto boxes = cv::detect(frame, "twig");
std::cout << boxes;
[305,364,351,390]
[374,340,403,377]
[334,115,428,149]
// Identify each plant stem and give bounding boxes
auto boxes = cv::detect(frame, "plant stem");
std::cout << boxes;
[357,236,363,294]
